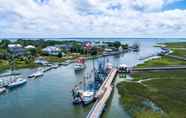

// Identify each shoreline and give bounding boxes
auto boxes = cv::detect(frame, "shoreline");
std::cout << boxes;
[117,42,186,118]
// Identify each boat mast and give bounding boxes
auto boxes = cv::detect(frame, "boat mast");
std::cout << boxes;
[11,55,16,74]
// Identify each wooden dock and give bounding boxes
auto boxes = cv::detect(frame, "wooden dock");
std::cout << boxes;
[132,66,186,71]
[87,68,117,118]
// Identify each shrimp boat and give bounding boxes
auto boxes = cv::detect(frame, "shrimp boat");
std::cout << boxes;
[72,74,95,105]
[72,57,109,105]
[72,82,95,105]
[74,57,86,71]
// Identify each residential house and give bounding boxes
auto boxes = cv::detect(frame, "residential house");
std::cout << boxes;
[42,46,62,56]
[55,44,72,51]
[8,44,26,56]
[83,41,93,49]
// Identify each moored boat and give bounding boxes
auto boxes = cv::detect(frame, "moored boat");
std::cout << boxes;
[0,87,6,94]
[7,78,27,88]
[72,89,94,105]
[74,57,86,71]
[28,70,44,78]
[80,91,94,105]
[51,64,59,69]
[72,57,108,105]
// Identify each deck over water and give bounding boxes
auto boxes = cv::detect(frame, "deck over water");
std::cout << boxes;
[87,69,117,118]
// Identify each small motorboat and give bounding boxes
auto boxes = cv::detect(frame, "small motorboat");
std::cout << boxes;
[7,78,27,88]
[51,64,59,69]
[0,87,6,94]
[28,71,44,78]
[74,63,86,71]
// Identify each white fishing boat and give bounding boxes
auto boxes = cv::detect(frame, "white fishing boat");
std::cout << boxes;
[74,63,86,71]
[79,90,94,105]
[74,57,86,71]
[0,87,6,94]
[72,89,94,105]
[7,78,27,88]
[28,70,44,78]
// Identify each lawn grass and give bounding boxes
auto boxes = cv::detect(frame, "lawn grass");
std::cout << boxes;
[44,53,81,62]
[0,60,9,72]
[0,59,38,73]
[117,70,186,118]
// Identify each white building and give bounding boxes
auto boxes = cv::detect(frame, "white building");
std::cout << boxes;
[8,44,25,56]
[42,46,61,56]
[8,44,22,48]
[25,45,36,49]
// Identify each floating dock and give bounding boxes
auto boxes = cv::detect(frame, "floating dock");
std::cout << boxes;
[87,68,117,118]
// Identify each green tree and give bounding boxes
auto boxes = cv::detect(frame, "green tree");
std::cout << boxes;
[58,52,62,58]
[27,48,37,56]
[113,41,121,49]
[0,39,11,48]
[90,47,97,56]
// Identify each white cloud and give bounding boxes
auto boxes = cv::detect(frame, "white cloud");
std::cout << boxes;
[0,0,186,37]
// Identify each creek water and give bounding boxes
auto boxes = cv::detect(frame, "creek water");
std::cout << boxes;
[0,38,185,118]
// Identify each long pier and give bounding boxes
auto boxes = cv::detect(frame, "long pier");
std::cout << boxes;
[132,66,186,71]
[87,68,117,118]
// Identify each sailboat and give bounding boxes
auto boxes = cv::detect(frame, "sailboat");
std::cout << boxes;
[7,78,27,88]
[0,86,6,94]
[7,56,27,89]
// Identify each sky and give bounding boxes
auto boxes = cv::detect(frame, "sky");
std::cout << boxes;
[0,0,186,38]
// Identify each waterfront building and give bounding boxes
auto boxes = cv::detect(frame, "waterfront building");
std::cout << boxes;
[8,44,26,56]
[42,46,61,56]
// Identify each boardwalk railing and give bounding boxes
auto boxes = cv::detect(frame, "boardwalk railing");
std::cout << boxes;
[87,86,113,118]
[87,68,117,118]
[132,66,186,71]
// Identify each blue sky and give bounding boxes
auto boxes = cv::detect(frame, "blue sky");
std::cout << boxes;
[0,0,186,38]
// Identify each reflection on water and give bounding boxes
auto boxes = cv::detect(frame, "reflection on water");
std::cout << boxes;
[0,38,185,118]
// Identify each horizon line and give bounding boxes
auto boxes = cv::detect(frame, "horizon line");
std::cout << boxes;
[1,37,186,39]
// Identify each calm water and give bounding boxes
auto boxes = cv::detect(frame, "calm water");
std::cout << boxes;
[0,38,186,118]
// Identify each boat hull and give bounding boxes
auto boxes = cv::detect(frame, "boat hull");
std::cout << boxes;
[74,65,86,71]
[0,87,6,94]
[7,80,27,89]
